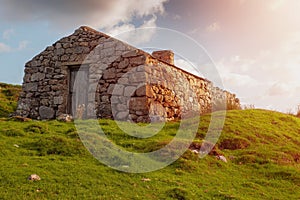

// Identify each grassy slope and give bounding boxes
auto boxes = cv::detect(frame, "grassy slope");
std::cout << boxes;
[0,109,300,199]
[0,83,21,117]
[0,83,299,199]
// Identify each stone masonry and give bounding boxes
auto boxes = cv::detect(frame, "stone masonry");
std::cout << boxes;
[15,26,240,122]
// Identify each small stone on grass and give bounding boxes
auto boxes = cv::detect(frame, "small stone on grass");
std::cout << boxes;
[28,174,41,181]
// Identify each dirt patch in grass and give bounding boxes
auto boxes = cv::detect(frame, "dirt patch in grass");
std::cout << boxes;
[218,137,250,150]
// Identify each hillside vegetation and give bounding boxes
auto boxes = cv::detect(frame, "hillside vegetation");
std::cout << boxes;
[0,83,21,117]
[0,83,299,199]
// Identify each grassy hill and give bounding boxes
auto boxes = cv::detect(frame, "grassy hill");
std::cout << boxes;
[0,83,21,117]
[0,82,299,199]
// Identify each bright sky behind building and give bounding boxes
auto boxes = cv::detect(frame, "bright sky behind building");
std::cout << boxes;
[0,0,299,112]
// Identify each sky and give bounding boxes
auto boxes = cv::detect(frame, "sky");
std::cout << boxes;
[0,0,299,113]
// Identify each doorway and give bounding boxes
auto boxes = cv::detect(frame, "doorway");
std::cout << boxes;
[68,65,89,119]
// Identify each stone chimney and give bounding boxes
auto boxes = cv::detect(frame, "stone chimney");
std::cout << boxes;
[152,50,174,65]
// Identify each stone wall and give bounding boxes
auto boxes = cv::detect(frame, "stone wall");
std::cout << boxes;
[143,56,240,122]
[94,50,240,123]
[16,26,240,121]
[144,56,212,121]
[152,50,174,65]
[94,49,150,122]
[212,87,241,111]
[15,26,134,119]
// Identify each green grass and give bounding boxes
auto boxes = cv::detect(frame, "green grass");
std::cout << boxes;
[0,109,300,199]
[0,82,21,117]
[0,82,299,199]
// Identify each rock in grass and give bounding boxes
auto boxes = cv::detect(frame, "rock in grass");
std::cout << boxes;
[191,149,199,154]
[57,114,73,122]
[28,174,41,181]
[216,155,227,163]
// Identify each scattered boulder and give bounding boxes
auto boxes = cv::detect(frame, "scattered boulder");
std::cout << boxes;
[57,114,73,122]
[28,174,41,181]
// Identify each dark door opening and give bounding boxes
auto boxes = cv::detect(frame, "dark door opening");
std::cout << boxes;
[68,65,89,119]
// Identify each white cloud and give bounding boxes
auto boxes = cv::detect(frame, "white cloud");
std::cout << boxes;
[108,16,158,46]
[0,40,29,53]
[205,22,221,32]
[2,29,15,40]
[107,24,136,38]
[189,22,221,35]
[0,0,168,30]
[134,16,158,44]
[214,31,300,112]
[281,32,300,57]
[132,0,166,17]
[266,82,290,96]
[17,40,29,50]
[0,42,12,53]
[221,72,258,88]
[175,59,204,77]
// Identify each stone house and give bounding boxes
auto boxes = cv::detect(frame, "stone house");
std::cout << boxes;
[15,26,240,122]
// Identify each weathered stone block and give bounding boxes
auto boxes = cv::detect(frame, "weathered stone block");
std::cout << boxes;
[116,43,125,51]
[110,96,119,104]
[53,75,65,79]
[56,43,62,49]
[23,74,31,83]
[31,60,41,67]
[44,67,54,74]
[103,68,116,79]
[136,85,147,97]
[101,47,115,57]
[112,84,124,96]
[75,46,84,54]
[118,59,129,69]
[118,77,129,85]
[107,84,115,94]
[55,48,65,56]
[122,50,140,58]
[104,41,115,49]
[116,111,128,120]
[24,82,38,92]
[129,56,146,65]
[116,104,127,111]
[61,55,69,61]
[129,72,146,83]
[39,106,55,120]
[54,96,64,105]
[129,97,149,111]
[130,114,138,121]
[31,72,45,82]
[124,86,136,97]
[79,42,89,47]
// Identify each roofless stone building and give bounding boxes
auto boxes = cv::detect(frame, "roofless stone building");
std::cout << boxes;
[15,26,240,122]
